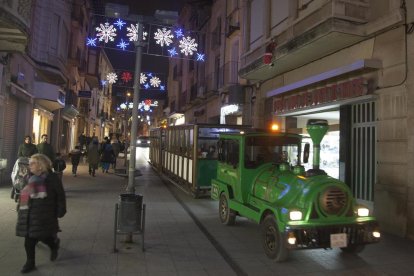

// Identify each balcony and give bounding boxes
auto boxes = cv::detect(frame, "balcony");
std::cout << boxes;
[0,0,31,52]
[33,81,65,111]
[239,0,403,81]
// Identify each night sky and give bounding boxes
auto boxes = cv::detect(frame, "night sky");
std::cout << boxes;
[94,0,188,103]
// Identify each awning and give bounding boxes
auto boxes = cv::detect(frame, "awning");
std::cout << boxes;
[34,98,64,111]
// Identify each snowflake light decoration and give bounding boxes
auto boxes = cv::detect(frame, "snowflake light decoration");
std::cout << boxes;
[175,28,183,38]
[96,22,117,43]
[127,24,148,41]
[106,72,118,84]
[101,80,107,86]
[121,71,132,83]
[117,39,129,50]
[144,83,150,89]
[168,47,178,57]
[179,36,198,56]
[149,76,161,87]
[114,19,126,30]
[140,73,147,84]
[154,28,174,47]
[196,53,205,61]
[86,37,97,46]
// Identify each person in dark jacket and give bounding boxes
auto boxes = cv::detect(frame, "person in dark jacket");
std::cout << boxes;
[87,138,100,177]
[18,136,38,158]
[100,141,115,173]
[52,153,66,181]
[16,153,66,273]
[69,145,82,176]
[37,134,56,163]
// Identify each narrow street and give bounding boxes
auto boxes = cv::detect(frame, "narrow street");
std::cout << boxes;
[0,148,413,275]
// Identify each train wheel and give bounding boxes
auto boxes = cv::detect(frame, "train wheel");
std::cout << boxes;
[219,193,236,225]
[261,215,288,262]
[340,244,365,254]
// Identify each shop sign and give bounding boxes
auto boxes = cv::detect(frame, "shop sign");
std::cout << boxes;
[273,78,367,114]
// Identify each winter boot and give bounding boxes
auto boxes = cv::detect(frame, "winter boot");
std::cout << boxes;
[20,259,35,273]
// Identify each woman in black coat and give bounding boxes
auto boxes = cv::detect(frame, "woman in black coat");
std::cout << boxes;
[16,153,66,273]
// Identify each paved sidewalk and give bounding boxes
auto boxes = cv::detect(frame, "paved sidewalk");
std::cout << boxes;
[0,158,235,276]
[2,153,414,275]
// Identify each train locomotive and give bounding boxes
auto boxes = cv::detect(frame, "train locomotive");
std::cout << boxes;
[211,119,380,261]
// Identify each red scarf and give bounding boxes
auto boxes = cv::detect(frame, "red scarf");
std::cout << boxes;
[19,173,47,210]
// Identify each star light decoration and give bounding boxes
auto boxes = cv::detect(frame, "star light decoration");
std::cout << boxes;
[87,19,205,61]
[106,72,118,84]
[121,71,132,83]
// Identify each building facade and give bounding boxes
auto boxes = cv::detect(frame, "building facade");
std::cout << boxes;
[238,0,414,239]
[0,0,110,184]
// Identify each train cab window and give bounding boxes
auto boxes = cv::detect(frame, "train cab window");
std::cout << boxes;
[217,139,239,167]
[245,136,301,169]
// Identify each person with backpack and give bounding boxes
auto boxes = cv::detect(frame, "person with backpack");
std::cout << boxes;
[52,153,66,181]
[11,157,31,203]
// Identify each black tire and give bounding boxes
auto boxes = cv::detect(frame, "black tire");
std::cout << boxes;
[340,244,365,254]
[219,193,236,225]
[261,214,289,262]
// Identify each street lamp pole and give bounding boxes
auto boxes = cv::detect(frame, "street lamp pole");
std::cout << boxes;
[127,22,144,193]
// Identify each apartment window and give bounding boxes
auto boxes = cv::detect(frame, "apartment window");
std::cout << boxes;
[50,14,60,54]
[250,0,264,44]
[60,24,69,60]
[271,0,289,28]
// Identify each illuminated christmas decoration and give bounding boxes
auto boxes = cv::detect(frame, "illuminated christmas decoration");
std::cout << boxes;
[117,39,129,50]
[121,71,132,83]
[126,23,147,41]
[179,36,198,56]
[106,72,118,84]
[144,83,150,89]
[196,53,205,61]
[174,28,183,38]
[114,18,126,30]
[168,47,178,57]
[140,73,147,84]
[149,76,161,87]
[87,17,206,61]
[160,85,165,91]
[86,37,97,46]
[154,27,174,47]
[96,22,117,43]
[100,80,107,86]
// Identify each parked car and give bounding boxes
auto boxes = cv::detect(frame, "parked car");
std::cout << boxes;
[137,136,150,147]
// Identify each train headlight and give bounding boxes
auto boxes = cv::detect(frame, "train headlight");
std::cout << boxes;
[287,232,296,245]
[357,207,369,217]
[289,210,303,221]
[372,231,381,238]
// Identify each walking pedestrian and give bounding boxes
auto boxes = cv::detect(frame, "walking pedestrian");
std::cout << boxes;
[87,138,100,177]
[111,138,121,169]
[100,141,115,173]
[69,145,82,177]
[16,153,66,273]
[52,153,66,181]
[37,134,55,163]
[18,136,38,158]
